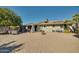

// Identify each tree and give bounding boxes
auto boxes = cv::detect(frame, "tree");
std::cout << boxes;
[72,14,79,23]
[72,14,79,33]
[0,8,22,26]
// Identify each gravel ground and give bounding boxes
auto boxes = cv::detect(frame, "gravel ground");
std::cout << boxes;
[0,32,79,53]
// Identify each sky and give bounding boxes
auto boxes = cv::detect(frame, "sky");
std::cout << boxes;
[0,6,79,25]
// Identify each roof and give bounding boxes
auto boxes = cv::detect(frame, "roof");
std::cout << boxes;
[27,20,72,26]
[38,21,72,26]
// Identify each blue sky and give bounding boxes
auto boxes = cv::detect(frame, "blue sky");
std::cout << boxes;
[0,6,79,24]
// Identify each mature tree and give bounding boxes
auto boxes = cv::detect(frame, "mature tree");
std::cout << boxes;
[72,14,79,33]
[0,8,22,26]
[72,14,79,23]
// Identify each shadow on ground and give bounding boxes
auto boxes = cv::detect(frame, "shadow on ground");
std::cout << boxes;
[73,34,79,38]
[0,41,24,53]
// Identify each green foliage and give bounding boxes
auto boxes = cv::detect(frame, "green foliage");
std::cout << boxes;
[10,26,20,30]
[0,8,22,26]
[64,29,71,33]
[77,28,79,33]
[73,14,79,23]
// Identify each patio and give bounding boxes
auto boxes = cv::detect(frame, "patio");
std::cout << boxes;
[0,32,79,53]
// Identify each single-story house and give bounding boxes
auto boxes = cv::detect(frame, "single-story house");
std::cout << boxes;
[26,20,72,32]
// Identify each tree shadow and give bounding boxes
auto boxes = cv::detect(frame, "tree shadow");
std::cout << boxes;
[73,34,79,38]
[0,41,24,53]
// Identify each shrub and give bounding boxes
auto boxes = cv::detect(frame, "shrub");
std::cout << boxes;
[64,29,71,33]
[10,26,19,30]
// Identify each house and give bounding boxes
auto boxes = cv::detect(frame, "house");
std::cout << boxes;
[26,20,72,32]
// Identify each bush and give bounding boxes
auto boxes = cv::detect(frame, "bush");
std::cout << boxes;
[64,29,71,33]
[10,26,19,30]
[76,28,79,33]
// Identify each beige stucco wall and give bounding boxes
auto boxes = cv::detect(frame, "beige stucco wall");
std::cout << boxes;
[39,25,64,32]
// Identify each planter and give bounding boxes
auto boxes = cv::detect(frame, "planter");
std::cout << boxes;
[41,30,46,35]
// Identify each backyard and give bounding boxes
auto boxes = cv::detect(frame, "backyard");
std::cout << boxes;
[0,32,79,53]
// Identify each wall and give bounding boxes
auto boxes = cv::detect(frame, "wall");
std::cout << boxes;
[39,25,64,32]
